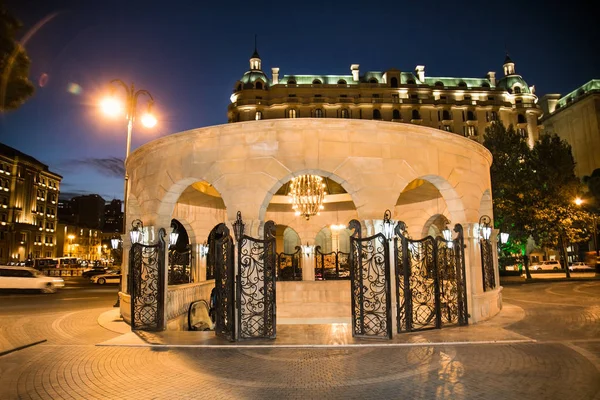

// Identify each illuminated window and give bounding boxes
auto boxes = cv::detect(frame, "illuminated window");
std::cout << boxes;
[465,125,477,137]
[315,109,323,118]
[517,128,527,138]
[513,86,521,94]
[443,125,452,132]
[255,111,262,120]
[340,109,349,118]
[287,109,297,118]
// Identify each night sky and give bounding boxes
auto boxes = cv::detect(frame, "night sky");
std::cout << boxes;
[0,0,598,201]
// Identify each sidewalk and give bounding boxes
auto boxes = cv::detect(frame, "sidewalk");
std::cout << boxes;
[500,271,600,285]
[96,302,533,348]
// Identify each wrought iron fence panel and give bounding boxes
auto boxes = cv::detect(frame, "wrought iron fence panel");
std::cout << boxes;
[130,232,166,331]
[481,239,495,291]
[237,221,276,340]
[337,251,350,279]
[395,222,440,333]
[213,223,235,341]
[277,246,302,281]
[168,247,191,285]
[436,238,459,326]
[349,220,392,339]
[453,225,469,326]
[315,247,350,280]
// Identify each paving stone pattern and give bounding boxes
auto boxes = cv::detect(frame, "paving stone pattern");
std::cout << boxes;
[1,281,599,399]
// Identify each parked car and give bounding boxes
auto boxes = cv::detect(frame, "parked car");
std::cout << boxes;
[82,267,108,278]
[530,260,562,271]
[0,266,65,293]
[569,262,594,272]
[90,271,122,285]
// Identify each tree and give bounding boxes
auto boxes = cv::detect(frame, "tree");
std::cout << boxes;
[0,4,35,112]
[484,123,590,279]
[484,122,536,278]
[528,134,589,277]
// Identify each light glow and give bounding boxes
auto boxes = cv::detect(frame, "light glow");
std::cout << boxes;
[141,113,157,128]
[100,97,123,117]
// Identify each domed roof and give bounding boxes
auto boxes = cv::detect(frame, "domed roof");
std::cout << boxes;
[240,70,269,85]
[496,75,530,94]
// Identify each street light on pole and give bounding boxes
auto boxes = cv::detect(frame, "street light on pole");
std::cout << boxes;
[574,197,599,258]
[101,80,157,307]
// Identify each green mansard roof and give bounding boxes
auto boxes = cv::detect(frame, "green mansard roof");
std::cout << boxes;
[557,79,600,107]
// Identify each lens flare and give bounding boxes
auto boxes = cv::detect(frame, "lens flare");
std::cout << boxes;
[141,113,157,128]
[101,97,122,117]
[67,82,82,95]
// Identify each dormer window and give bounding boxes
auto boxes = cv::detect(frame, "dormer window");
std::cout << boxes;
[338,79,347,85]
[434,81,444,88]
[458,81,467,88]
[369,78,378,84]
[312,79,322,85]
[513,86,521,94]
[390,77,399,88]
[407,79,416,85]
[481,82,490,88]
[288,79,296,85]
[255,81,263,90]
[236,84,242,92]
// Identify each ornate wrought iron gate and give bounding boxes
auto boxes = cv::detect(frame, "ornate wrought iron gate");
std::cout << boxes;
[130,229,166,331]
[395,223,468,333]
[315,247,351,280]
[237,220,277,339]
[212,223,235,341]
[348,219,393,339]
[277,246,302,281]
[168,245,191,285]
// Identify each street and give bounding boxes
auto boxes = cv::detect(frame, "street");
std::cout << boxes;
[0,280,599,399]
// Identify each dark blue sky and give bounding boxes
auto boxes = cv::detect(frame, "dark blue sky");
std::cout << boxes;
[1,0,598,201]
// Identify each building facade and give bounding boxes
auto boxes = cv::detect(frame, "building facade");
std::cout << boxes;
[228,51,542,147]
[56,223,104,262]
[103,199,123,233]
[540,80,600,178]
[0,143,62,263]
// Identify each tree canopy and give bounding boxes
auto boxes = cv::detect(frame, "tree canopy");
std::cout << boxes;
[0,4,35,112]
[483,122,590,275]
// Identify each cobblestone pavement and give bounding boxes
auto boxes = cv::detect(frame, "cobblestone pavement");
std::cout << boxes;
[1,281,599,399]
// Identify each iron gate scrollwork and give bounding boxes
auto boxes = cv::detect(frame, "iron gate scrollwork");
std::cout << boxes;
[212,223,235,341]
[481,239,495,291]
[277,246,302,281]
[237,220,277,339]
[348,219,392,339]
[168,245,192,285]
[395,222,468,334]
[130,228,166,331]
[315,247,351,280]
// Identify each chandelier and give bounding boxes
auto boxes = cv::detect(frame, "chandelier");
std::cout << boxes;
[288,175,327,220]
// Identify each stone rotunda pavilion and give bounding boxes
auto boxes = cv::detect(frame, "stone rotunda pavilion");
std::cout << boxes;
[118,118,501,340]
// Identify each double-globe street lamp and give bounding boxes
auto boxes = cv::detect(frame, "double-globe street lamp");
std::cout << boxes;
[101,80,157,306]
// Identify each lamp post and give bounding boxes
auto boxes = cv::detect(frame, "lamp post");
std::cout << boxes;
[67,234,75,257]
[100,80,157,236]
[575,197,599,257]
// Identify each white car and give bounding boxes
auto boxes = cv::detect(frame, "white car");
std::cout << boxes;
[569,262,595,272]
[0,266,65,293]
[530,260,562,271]
[90,271,122,285]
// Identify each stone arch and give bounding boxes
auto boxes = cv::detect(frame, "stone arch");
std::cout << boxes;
[395,174,466,238]
[154,177,229,232]
[421,213,451,238]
